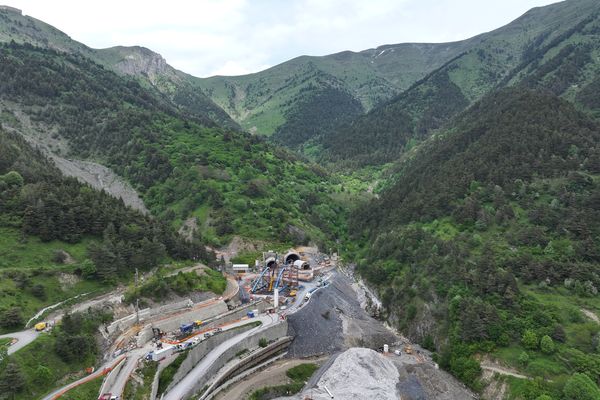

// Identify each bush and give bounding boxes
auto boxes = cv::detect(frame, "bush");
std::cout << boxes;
[522,330,539,350]
[540,335,555,354]
[258,338,268,348]
[518,351,529,365]
[286,363,319,382]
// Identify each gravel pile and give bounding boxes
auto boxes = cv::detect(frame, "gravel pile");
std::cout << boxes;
[276,348,401,400]
[286,274,397,358]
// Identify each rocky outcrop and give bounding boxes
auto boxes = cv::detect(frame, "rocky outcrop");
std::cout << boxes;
[103,46,178,86]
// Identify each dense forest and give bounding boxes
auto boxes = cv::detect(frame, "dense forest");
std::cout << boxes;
[0,130,209,282]
[351,89,600,397]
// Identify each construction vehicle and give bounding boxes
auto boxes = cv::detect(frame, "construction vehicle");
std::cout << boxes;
[34,322,47,331]
[193,320,203,328]
[180,323,194,335]
[289,289,297,297]
[404,345,413,355]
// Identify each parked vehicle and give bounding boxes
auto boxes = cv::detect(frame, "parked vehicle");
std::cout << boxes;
[34,322,47,331]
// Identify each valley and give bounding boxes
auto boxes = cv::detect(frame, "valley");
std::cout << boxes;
[1,1,600,399]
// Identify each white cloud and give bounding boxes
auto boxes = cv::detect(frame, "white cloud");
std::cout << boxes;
[10,0,559,77]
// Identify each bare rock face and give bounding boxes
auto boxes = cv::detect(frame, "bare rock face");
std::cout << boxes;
[109,46,177,85]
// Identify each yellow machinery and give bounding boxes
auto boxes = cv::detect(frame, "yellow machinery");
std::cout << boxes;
[34,322,47,331]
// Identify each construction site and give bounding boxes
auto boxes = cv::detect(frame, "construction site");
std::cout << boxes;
[22,246,474,400]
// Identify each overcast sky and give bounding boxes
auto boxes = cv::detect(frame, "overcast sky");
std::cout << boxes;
[9,0,559,77]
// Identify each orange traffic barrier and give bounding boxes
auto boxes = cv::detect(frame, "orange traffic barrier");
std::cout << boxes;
[50,355,126,399]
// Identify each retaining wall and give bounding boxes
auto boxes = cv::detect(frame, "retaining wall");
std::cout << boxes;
[164,323,257,393]
[180,321,288,399]
[202,336,293,400]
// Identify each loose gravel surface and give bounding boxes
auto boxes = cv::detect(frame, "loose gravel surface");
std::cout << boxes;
[286,273,397,358]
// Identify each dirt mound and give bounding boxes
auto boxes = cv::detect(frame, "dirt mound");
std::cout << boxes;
[276,348,400,400]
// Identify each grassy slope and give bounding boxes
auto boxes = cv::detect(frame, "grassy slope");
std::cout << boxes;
[10,334,96,399]
[0,227,107,331]
[322,0,600,167]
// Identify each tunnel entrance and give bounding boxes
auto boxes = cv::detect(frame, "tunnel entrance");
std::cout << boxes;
[284,252,300,265]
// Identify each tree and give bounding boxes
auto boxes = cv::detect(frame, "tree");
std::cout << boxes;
[522,330,538,350]
[0,308,23,329]
[563,373,600,400]
[30,284,46,300]
[79,259,97,279]
[1,171,24,187]
[540,335,555,354]
[518,351,529,365]
[535,395,553,400]
[0,362,25,397]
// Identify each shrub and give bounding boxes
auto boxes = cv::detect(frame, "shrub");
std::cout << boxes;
[258,338,268,348]
[540,335,555,354]
[522,330,538,350]
[518,351,529,365]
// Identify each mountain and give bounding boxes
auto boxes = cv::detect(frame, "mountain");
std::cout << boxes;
[351,88,600,394]
[192,41,473,147]
[323,0,600,167]
[0,5,239,130]
[0,41,345,248]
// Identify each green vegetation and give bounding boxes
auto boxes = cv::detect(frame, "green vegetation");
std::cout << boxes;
[249,363,318,400]
[124,269,226,304]
[123,361,158,400]
[0,43,346,250]
[351,89,600,394]
[322,1,600,168]
[157,351,188,396]
[0,129,208,329]
[59,376,103,400]
[285,363,319,382]
[0,309,109,400]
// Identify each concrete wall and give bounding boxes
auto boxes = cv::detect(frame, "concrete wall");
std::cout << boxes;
[137,301,227,345]
[202,336,293,400]
[137,300,267,346]
[182,321,289,399]
[164,323,258,393]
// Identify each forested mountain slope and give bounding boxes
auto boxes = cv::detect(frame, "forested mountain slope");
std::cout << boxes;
[0,129,208,325]
[351,88,600,396]
[0,6,239,130]
[0,43,345,247]
[193,42,471,142]
[323,0,600,167]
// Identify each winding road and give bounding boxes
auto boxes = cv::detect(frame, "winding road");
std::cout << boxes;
[164,313,278,400]
[0,329,39,355]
